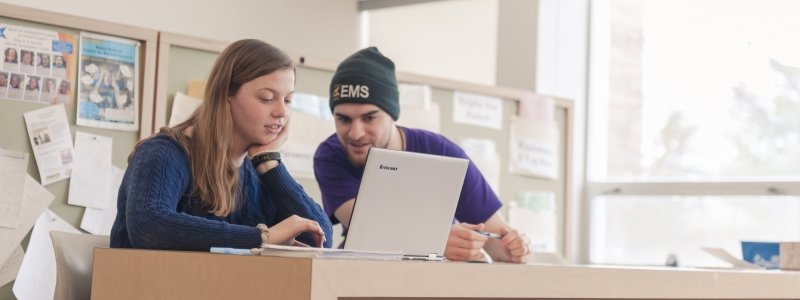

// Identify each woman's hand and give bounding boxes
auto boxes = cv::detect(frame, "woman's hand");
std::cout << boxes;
[247,119,291,158]
[265,215,326,247]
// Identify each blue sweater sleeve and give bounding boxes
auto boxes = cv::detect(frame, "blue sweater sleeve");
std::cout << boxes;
[122,139,262,250]
[258,162,333,248]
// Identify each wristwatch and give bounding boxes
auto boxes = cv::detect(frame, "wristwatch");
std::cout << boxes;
[251,150,281,167]
[256,223,270,245]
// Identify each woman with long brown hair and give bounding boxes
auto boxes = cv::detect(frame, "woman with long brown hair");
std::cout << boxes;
[111,39,331,250]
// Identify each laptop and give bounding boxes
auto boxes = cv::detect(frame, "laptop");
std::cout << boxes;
[344,147,469,260]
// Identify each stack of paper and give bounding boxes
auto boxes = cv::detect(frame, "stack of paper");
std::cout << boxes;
[255,244,404,261]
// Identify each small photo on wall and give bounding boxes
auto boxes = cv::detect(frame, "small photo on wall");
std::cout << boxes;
[7,73,23,99]
[19,49,35,74]
[37,52,52,76]
[3,47,19,72]
[0,71,8,97]
[23,75,41,101]
[52,54,67,78]
[57,79,71,104]
[40,77,58,104]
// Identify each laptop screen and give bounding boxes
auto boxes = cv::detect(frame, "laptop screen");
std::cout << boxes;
[344,147,469,258]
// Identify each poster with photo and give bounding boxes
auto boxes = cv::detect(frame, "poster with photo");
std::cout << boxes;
[23,104,74,185]
[0,23,76,104]
[76,32,139,131]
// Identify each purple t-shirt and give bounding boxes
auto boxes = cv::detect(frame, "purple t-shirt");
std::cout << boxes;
[313,126,502,227]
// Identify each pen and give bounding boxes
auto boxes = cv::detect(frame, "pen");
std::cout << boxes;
[474,230,502,239]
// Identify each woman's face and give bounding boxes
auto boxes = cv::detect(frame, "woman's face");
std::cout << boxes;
[10,75,20,87]
[40,55,50,66]
[54,55,64,66]
[228,68,294,149]
[0,74,7,86]
[5,49,16,62]
[59,81,69,93]
[28,78,39,89]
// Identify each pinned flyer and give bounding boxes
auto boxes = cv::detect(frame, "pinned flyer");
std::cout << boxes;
[68,131,113,208]
[459,138,500,193]
[0,150,28,229]
[398,83,432,109]
[23,104,74,185]
[76,32,140,131]
[452,91,503,130]
[0,23,77,105]
[13,210,80,300]
[508,116,559,180]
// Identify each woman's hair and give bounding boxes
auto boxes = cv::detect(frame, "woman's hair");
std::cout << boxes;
[135,39,293,216]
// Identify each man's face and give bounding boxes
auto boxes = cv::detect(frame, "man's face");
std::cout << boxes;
[333,103,395,168]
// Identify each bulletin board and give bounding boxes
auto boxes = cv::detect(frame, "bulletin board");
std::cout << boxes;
[0,3,157,298]
[154,32,574,253]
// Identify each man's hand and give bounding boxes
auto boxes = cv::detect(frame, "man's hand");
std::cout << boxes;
[444,223,490,261]
[485,227,530,264]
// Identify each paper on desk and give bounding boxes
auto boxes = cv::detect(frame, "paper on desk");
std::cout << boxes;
[168,92,202,127]
[13,210,80,300]
[0,175,54,269]
[283,112,334,179]
[0,246,24,287]
[256,244,404,261]
[397,103,441,133]
[23,104,74,185]
[80,166,124,235]
[452,91,503,130]
[68,131,113,208]
[702,247,762,269]
[0,150,28,228]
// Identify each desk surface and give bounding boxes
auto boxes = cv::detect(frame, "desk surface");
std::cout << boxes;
[92,248,800,300]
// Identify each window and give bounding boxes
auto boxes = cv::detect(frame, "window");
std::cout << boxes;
[588,0,800,266]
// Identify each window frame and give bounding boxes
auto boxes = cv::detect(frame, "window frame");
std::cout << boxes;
[584,0,800,264]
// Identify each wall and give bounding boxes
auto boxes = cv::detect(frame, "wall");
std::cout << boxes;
[367,0,498,85]
[0,0,361,61]
[536,0,589,262]
[496,0,539,90]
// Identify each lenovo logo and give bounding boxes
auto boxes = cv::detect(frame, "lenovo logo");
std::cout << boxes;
[379,164,398,171]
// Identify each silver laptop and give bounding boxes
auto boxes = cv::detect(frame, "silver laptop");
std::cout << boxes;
[344,147,469,260]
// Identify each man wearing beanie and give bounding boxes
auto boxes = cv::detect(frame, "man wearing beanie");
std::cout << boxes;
[313,47,529,263]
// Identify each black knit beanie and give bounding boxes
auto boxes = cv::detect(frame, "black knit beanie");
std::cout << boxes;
[329,47,400,120]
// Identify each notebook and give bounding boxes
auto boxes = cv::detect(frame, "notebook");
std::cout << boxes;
[344,147,469,260]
